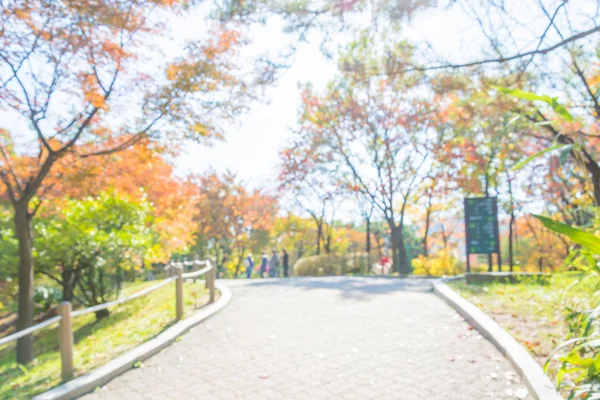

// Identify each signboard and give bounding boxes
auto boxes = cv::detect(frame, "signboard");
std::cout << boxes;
[464,197,500,255]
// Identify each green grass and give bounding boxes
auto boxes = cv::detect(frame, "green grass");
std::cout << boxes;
[448,273,600,368]
[0,280,215,400]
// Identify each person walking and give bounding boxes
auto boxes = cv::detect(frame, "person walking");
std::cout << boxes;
[244,253,254,279]
[269,250,280,278]
[260,252,268,278]
[282,249,290,277]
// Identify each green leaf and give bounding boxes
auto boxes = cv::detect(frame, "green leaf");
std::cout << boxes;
[495,86,552,102]
[512,144,572,171]
[551,99,574,122]
[494,86,573,121]
[534,215,600,255]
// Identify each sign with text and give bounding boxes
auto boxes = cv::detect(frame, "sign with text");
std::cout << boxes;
[464,197,500,255]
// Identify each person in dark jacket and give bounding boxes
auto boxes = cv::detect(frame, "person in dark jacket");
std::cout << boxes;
[259,252,268,278]
[282,249,290,277]
[269,250,279,277]
[244,253,254,279]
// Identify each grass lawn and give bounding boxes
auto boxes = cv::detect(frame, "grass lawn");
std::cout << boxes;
[448,273,600,370]
[0,280,216,400]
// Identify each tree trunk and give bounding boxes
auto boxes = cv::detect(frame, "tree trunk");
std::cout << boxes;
[422,191,433,257]
[390,224,410,274]
[324,226,332,254]
[508,212,515,272]
[315,222,322,255]
[365,217,371,254]
[592,168,600,207]
[61,268,75,302]
[14,203,34,364]
[390,226,398,274]
[397,229,410,274]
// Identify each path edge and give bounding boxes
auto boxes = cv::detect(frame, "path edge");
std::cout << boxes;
[34,282,233,400]
[433,281,563,400]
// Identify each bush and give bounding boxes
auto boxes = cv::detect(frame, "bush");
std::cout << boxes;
[294,254,344,276]
[411,249,464,277]
[33,285,62,312]
[294,253,376,276]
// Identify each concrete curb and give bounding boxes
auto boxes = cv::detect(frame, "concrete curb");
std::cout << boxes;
[34,282,233,400]
[433,281,562,400]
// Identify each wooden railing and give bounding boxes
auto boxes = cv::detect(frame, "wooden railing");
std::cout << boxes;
[0,260,216,382]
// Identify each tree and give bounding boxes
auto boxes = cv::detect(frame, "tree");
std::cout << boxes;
[290,33,434,273]
[272,213,317,266]
[193,171,277,277]
[0,1,254,363]
[279,144,343,256]
[35,192,158,319]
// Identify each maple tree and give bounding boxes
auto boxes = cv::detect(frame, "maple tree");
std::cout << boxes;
[279,134,345,256]
[192,171,277,277]
[0,0,254,363]
[285,33,434,273]
[271,213,318,265]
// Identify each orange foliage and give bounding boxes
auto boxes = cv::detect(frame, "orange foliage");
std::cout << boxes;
[39,143,198,258]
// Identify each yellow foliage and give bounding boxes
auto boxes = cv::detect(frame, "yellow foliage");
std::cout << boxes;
[412,249,464,277]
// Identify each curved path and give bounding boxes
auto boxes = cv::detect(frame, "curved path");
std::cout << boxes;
[83,277,532,400]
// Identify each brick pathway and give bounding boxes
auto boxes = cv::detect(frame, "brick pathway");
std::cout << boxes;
[82,277,532,400]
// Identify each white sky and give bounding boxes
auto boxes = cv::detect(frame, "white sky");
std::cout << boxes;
[175,38,336,188]
[172,4,481,189]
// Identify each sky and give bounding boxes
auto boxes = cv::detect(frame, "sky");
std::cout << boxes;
[169,0,580,189]
[175,36,336,189]
[171,3,482,188]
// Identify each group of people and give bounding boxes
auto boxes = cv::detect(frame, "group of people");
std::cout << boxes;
[244,249,289,279]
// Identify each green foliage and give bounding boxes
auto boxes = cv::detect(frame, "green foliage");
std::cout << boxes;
[0,206,17,281]
[411,249,464,277]
[32,286,62,313]
[512,144,573,171]
[293,253,374,276]
[449,274,599,370]
[495,86,573,121]
[294,254,345,276]
[35,192,160,313]
[528,214,600,397]
[534,215,600,255]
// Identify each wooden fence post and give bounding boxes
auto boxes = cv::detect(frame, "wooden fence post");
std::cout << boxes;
[208,264,216,304]
[176,267,183,320]
[58,302,74,382]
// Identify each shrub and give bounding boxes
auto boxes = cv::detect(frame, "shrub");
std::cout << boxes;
[411,249,464,277]
[33,285,62,312]
[342,253,377,275]
[294,253,376,276]
[294,254,344,276]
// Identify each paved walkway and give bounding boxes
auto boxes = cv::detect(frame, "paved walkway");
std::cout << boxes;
[83,277,532,399]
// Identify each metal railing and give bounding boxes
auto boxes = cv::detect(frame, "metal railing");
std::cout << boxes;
[0,260,216,382]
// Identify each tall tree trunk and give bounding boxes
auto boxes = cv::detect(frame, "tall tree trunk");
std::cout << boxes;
[422,191,433,257]
[507,173,515,272]
[592,170,600,206]
[508,216,514,272]
[397,228,410,274]
[389,224,410,274]
[390,226,398,274]
[61,268,75,302]
[323,225,332,254]
[14,202,34,364]
[315,221,322,255]
[365,217,371,254]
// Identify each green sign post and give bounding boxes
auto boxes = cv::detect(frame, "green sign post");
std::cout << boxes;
[464,197,501,273]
